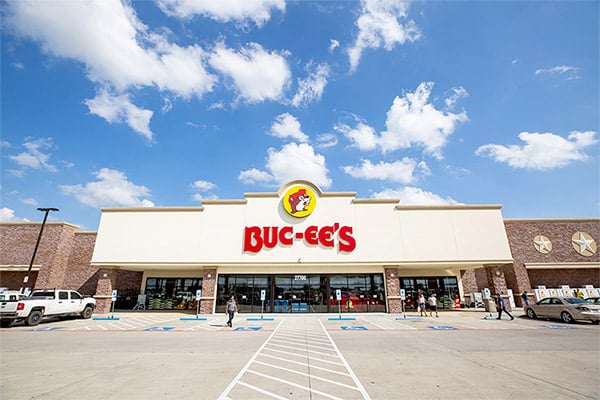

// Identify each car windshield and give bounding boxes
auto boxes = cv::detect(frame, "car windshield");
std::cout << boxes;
[563,297,585,304]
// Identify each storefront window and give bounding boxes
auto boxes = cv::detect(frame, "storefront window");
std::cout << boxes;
[144,277,202,310]
[216,273,386,313]
[400,276,459,309]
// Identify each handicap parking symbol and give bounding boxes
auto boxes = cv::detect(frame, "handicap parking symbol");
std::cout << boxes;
[145,327,175,331]
[542,325,574,329]
[341,326,368,330]
[32,326,64,331]
[427,326,457,330]
[234,327,261,331]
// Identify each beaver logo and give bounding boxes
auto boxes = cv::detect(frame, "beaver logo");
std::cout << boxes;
[288,189,311,214]
[283,186,316,218]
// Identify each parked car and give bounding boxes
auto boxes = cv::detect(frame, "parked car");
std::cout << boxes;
[584,297,600,305]
[525,297,600,324]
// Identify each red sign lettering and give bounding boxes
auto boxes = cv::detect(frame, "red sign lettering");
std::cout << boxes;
[243,223,356,253]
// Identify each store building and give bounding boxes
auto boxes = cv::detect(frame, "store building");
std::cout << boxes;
[1,181,598,314]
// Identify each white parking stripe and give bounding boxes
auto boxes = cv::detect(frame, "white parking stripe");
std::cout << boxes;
[217,319,284,400]
[245,369,346,400]
[237,381,289,400]
[262,347,346,366]
[258,353,351,377]
[253,360,360,390]
[318,319,372,400]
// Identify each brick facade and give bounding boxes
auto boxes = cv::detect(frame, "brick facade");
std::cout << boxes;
[1,218,598,313]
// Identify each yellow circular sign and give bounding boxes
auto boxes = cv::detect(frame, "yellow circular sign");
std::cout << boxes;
[282,186,316,218]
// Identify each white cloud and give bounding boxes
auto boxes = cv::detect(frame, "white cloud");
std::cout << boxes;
[0,207,29,222]
[348,0,421,72]
[22,198,38,206]
[192,180,217,191]
[5,0,215,97]
[342,158,429,184]
[380,82,468,159]
[535,65,580,80]
[270,113,308,142]
[85,90,154,140]
[444,86,469,109]
[191,179,218,202]
[239,143,331,188]
[316,133,338,149]
[335,122,378,151]
[209,42,291,103]
[60,168,154,208]
[371,186,460,205]
[8,137,57,173]
[156,0,285,27]
[476,130,598,170]
[291,63,330,107]
[329,39,340,53]
[238,168,273,184]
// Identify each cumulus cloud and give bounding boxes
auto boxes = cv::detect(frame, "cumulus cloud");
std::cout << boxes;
[8,137,57,173]
[348,0,420,72]
[0,207,29,222]
[338,82,468,158]
[209,42,291,103]
[476,130,598,170]
[371,186,461,205]
[60,168,154,208]
[270,113,308,142]
[85,90,154,140]
[291,63,330,107]
[191,179,218,202]
[535,65,580,80]
[239,143,331,188]
[380,82,468,159]
[157,0,285,27]
[342,158,429,184]
[4,0,215,136]
[335,121,378,151]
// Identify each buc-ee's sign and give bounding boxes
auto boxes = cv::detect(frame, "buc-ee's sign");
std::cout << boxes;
[243,185,357,253]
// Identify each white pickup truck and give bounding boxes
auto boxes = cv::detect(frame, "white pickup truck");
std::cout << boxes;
[0,289,96,327]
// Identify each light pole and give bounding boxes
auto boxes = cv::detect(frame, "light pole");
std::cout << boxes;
[22,207,59,293]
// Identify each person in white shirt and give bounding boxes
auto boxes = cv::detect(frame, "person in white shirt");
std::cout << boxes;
[428,293,439,317]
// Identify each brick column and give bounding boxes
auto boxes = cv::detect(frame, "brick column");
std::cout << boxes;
[384,267,402,313]
[94,268,118,314]
[200,268,217,314]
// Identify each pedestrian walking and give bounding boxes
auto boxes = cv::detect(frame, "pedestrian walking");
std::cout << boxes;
[226,295,238,327]
[496,292,514,320]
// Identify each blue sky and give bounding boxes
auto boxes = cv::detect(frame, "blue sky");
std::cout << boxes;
[1,0,598,230]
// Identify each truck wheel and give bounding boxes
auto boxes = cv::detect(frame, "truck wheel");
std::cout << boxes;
[81,306,94,319]
[26,310,43,326]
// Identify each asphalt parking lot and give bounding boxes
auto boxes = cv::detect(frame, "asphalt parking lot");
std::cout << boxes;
[1,310,599,400]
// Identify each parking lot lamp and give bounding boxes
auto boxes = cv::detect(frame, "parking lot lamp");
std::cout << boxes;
[22,207,59,293]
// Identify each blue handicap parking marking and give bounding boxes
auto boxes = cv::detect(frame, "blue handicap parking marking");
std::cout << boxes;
[145,327,175,331]
[32,326,64,331]
[542,325,575,329]
[234,327,262,331]
[427,325,458,330]
[341,326,368,330]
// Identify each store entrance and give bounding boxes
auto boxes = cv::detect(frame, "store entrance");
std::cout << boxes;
[216,273,386,313]
[400,276,459,310]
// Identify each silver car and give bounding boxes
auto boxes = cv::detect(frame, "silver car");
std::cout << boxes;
[525,297,600,324]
